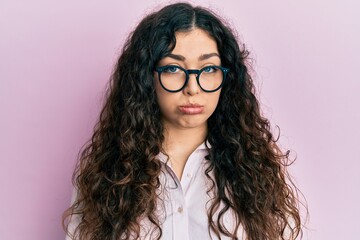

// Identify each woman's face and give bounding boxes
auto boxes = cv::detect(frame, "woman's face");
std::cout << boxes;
[154,28,222,131]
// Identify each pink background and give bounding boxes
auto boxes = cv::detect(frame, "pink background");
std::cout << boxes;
[1,0,359,239]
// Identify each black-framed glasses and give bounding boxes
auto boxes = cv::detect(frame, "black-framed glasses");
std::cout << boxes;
[154,65,229,93]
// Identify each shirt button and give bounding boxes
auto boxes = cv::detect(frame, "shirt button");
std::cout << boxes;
[186,173,192,178]
[177,206,183,213]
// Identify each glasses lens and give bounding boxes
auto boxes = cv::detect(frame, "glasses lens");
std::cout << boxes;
[198,66,224,91]
[160,66,186,91]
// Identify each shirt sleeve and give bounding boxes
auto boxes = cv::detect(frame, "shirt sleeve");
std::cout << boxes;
[65,188,81,240]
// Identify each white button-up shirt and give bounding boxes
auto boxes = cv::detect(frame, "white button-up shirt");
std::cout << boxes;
[153,142,244,240]
[67,142,244,239]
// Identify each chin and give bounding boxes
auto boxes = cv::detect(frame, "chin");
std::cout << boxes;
[177,119,207,129]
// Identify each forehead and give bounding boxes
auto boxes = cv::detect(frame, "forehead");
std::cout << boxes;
[172,28,219,56]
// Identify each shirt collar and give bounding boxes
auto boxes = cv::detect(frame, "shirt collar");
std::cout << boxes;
[198,139,211,150]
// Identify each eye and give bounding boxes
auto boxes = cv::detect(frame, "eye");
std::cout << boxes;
[202,66,217,73]
[163,65,180,73]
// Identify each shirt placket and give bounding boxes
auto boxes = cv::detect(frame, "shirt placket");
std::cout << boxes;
[170,181,190,240]
[158,145,207,240]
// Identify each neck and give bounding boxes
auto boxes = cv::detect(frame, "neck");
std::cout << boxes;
[162,123,208,155]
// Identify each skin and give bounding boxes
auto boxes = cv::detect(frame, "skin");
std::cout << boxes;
[154,28,222,179]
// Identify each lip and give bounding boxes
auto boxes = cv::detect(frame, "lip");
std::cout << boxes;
[179,104,204,115]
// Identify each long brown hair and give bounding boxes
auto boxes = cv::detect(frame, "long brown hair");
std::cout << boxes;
[63,3,307,239]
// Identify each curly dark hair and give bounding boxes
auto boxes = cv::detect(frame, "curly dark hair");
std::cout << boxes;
[63,2,306,240]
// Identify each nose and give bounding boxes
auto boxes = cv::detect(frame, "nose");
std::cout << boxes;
[183,73,200,96]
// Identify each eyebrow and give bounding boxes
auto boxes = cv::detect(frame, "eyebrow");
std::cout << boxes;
[165,53,220,61]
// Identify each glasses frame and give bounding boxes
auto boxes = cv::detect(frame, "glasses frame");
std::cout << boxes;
[154,65,230,93]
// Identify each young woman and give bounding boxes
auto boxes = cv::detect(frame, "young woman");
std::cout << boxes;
[63,3,305,240]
